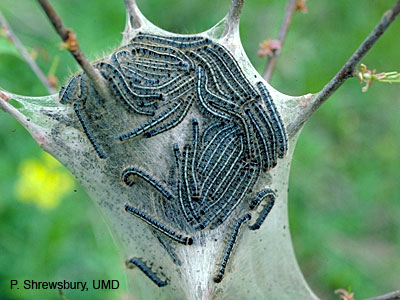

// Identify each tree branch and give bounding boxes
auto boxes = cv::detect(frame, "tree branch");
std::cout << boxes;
[288,0,400,137]
[263,0,297,82]
[0,89,11,102]
[0,10,56,94]
[363,290,400,300]
[222,0,244,37]
[36,0,110,100]
[124,0,142,29]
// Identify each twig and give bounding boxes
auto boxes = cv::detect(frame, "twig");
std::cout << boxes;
[124,0,142,29]
[36,0,110,100]
[0,89,11,102]
[0,10,56,94]
[58,289,69,300]
[263,0,297,82]
[363,290,400,300]
[222,0,245,37]
[288,0,400,137]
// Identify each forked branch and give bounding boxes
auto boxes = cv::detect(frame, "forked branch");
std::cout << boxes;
[288,0,400,137]
[36,0,110,99]
[0,10,56,94]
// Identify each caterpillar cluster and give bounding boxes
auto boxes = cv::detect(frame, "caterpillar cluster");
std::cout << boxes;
[59,32,288,285]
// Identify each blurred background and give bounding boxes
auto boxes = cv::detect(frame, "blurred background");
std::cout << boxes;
[0,0,399,299]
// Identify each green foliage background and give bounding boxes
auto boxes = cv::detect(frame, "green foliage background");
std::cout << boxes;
[0,0,399,299]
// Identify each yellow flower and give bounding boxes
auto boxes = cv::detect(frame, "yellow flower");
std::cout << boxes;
[15,152,74,210]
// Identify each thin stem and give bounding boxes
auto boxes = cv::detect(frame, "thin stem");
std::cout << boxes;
[0,10,56,94]
[36,0,110,100]
[288,0,400,137]
[124,0,142,29]
[0,89,11,102]
[222,0,245,38]
[58,289,69,300]
[363,290,400,300]
[263,0,297,82]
